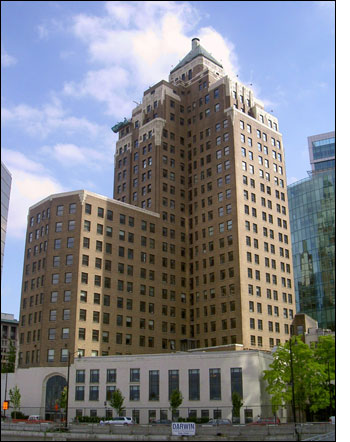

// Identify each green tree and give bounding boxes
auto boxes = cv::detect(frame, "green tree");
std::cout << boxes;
[58,386,68,412]
[312,335,335,412]
[263,336,330,421]
[169,389,183,421]
[9,385,21,419]
[1,340,16,373]
[231,392,243,422]
[109,389,125,416]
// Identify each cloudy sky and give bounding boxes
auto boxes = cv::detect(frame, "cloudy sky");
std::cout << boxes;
[1,1,335,317]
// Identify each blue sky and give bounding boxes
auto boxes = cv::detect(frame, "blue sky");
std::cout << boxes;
[1,1,335,318]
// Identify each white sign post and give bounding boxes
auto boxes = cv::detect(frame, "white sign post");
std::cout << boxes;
[171,422,196,436]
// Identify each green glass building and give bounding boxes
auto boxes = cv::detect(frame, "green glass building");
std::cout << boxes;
[288,133,335,330]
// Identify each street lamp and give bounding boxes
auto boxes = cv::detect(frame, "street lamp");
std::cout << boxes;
[65,350,81,429]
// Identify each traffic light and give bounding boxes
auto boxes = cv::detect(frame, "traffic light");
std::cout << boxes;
[3,401,9,410]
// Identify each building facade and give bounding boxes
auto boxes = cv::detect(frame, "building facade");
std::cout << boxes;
[17,39,296,369]
[288,132,335,330]
[308,132,335,173]
[1,313,18,369]
[2,349,274,424]
[1,161,12,280]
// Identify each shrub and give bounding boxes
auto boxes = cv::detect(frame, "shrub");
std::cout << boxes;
[11,411,28,419]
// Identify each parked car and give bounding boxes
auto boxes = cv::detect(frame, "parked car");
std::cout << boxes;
[27,415,41,422]
[151,419,172,425]
[249,417,281,425]
[329,416,335,424]
[100,416,135,425]
[206,419,232,426]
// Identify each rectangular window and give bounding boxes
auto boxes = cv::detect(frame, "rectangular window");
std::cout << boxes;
[189,369,200,400]
[168,369,179,400]
[130,368,140,383]
[230,367,243,398]
[89,386,99,401]
[106,369,116,383]
[209,368,221,400]
[130,385,140,401]
[149,370,159,401]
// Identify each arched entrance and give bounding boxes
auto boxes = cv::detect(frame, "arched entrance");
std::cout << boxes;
[45,375,67,421]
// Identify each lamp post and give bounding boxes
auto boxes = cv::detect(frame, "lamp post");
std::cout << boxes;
[65,350,81,429]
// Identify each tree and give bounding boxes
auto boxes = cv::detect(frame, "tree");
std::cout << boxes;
[58,386,68,412]
[9,385,21,419]
[263,336,330,422]
[109,389,125,416]
[231,392,243,423]
[312,335,335,413]
[169,389,183,421]
[1,340,16,373]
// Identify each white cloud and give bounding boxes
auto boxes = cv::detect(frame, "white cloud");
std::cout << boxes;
[2,149,65,239]
[63,1,239,117]
[2,96,102,139]
[1,45,17,67]
[40,143,109,168]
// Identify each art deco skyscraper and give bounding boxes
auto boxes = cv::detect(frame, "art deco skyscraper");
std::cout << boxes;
[17,39,296,368]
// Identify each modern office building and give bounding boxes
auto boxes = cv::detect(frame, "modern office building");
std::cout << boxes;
[288,132,335,330]
[308,131,335,173]
[1,161,12,280]
[17,39,296,368]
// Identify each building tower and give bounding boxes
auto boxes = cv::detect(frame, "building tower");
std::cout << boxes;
[288,132,335,330]
[17,39,296,368]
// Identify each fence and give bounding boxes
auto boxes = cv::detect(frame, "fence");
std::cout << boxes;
[3,403,291,425]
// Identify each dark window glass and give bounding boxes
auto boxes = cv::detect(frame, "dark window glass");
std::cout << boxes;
[189,369,200,400]
[149,370,159,401]
[168,369,179,400]
[230,367,243,398]
[209,368,221,400]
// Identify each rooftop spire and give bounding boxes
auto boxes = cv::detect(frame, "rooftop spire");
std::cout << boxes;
[192,37,200,50]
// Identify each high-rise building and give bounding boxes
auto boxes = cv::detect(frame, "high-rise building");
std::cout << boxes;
[1,161,12,280]
[17,39,296,368]
[288,132,335,330]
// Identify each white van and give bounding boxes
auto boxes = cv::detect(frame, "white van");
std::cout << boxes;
[100,416,134,425]
[28,415,41,421]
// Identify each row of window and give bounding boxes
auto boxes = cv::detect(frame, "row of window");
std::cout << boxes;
[242,162,285,187]
[73,366,240,403]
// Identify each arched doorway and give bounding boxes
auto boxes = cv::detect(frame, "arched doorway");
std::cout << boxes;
[45,375,67,421]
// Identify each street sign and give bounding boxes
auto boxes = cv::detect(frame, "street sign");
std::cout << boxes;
[172,422,196,436]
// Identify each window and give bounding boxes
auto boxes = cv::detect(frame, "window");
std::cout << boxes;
[189,369,200,400]
[209,368,221,400]
[149,370,159,401]
[130,385,140,401]
[231,368,243,398]
[130,368,140,383]
[76,370,85,383]
[168,370,179,400]
[89,386,99,401]
[106,369,116,383]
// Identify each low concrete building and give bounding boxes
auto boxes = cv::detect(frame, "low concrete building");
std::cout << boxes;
[292,313,334,346]
[1,348,276,424]
[1,313,18,370]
